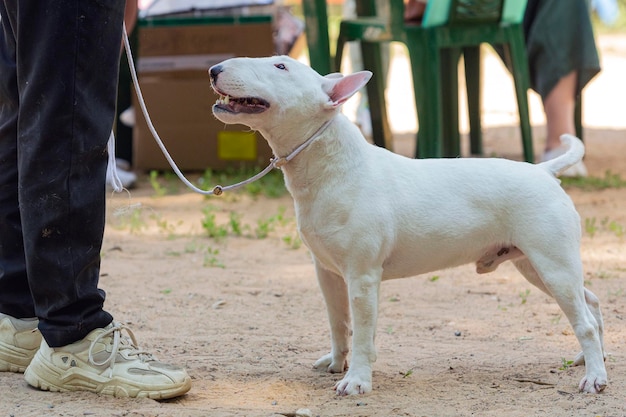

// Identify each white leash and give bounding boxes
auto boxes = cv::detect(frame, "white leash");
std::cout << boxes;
[107,130,124,193]
[118,24,333,196]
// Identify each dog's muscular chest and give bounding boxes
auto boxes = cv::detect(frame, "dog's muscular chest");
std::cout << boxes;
[294,200,354,274]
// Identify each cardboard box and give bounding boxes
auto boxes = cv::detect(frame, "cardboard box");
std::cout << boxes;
[132,16,275,171]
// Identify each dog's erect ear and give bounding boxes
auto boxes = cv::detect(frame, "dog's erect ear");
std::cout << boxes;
[322,71,373,109]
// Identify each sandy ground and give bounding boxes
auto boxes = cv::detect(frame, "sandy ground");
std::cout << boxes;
[1,35,625,417]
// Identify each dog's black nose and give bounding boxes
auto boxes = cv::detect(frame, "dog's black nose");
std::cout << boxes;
[209,65,223,83]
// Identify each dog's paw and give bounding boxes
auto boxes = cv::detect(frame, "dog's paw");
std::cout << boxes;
[334,369,372,396]
[313,353,348,373]
[579,373,608,393]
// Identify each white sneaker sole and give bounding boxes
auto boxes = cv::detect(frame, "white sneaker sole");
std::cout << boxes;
[24,349,191,399]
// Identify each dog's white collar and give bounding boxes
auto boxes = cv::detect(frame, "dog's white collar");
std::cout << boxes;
[271,119,334,168]
[209,118,334,195]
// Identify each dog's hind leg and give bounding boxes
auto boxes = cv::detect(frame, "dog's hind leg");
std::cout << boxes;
[313,260,351,374]
[513,256,607,393]
[513,258,606,365]
[512,258,552,295]
[572,288,606,366]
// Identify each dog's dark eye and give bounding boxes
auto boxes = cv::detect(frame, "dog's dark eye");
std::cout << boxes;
[274,63,287,71]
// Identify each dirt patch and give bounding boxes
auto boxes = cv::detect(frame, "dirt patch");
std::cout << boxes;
[1,35,625,417]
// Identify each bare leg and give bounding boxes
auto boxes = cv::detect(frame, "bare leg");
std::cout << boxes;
[404,0,426,22]
[541,70,587,176]
[543,71,577,151]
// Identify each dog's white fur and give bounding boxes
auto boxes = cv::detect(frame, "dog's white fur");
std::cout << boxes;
[209,56,607,395]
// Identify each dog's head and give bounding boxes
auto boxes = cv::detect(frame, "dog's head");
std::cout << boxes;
[209,56,371,136]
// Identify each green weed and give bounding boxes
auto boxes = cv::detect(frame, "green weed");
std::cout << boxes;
[608,220,624,238]
[229,211,245,237]
[198,167,287,198]
[254,207,287,239]
[117,206,146,234]
[184,241,201,253]
[559,358,574,371]
[148,171,183,197]
[607,288,625,299]
[199,206,298,244]
[584,217,625,238]
[204,247,225,268]
[519,289,530,305]
[585,217,598,237]
[149,170,167,197]
[254,218,274,239]
[151,213,183,238]
[550,314,562,325]
[282,233,302,249]
[201,207,229,241]
[561,170,626,191]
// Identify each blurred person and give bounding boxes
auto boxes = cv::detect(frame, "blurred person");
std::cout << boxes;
[0,0,190,398]
[404,0,600,176]
[108,0,140,189]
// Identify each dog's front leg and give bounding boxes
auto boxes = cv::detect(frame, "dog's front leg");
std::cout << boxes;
[334,270,381,395]
[313,260,351,374]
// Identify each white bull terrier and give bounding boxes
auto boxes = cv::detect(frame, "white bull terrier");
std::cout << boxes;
[209,56,607,395]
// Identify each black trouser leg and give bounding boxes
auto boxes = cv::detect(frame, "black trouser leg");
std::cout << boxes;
[0,0,125,347]
[0,10,32,318]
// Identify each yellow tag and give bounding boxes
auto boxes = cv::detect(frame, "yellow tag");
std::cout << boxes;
[217,131,258,160]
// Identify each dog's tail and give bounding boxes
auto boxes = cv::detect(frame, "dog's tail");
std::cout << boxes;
[537,134,585,177]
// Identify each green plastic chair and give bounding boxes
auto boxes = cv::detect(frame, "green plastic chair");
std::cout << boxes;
[302,0,333,76]
[335,0,538,161]
[303,0,394,149]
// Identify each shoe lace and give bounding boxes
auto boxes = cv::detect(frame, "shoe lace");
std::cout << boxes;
[88,322,154,377]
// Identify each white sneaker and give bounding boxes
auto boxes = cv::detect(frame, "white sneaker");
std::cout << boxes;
[24,322,191,399]
[119,107,135,127]
[542,146,588,177]
[0,313,41,373]
[114,158,131,171]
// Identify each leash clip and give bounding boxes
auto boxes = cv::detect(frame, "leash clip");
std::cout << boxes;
[272,157,288,169]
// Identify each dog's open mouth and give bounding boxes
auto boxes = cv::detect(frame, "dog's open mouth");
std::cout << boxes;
[214,94,270,114]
